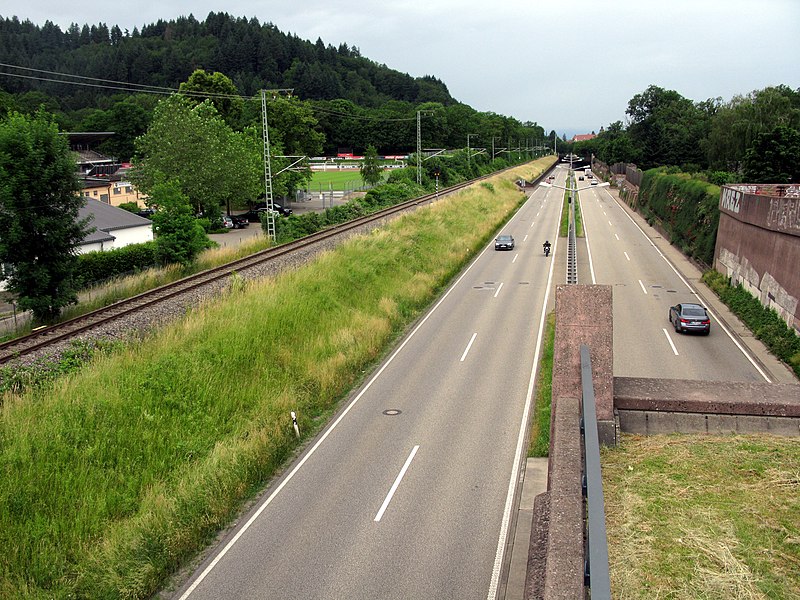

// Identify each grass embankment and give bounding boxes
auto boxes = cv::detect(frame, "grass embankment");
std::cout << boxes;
[0,158,552,598]
[528,312,555,457]
[602,434,800,599]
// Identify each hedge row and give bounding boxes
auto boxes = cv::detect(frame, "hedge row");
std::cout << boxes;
[703,270,800,378]
[76,241,159,287]
[638,168,721,265]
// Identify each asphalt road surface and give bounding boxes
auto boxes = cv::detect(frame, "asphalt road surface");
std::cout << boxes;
[173,173,566,600]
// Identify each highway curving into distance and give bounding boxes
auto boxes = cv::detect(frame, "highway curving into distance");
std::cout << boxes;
[172,172,566,599]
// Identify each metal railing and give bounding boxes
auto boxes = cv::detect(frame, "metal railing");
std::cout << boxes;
[580,344,611,598]
[567,193,578,284]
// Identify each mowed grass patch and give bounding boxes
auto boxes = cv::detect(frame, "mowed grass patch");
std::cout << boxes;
[309,169,386,191]
[602,434,800,599]
[0,163,549,598]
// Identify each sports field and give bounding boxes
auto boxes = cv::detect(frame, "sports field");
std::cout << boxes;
[308,169,390,191]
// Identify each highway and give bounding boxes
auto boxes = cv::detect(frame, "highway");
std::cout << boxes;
[574,171,770,382]
[173,164,785,600]
[173,171,567,599]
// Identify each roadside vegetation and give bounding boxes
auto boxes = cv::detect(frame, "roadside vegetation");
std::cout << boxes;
[0,160,550,598]
[528,311,555,457]
[602,434,800,599]
[702,270,800,378]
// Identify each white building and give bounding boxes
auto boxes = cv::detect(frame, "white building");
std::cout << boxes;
[0,199,153,292]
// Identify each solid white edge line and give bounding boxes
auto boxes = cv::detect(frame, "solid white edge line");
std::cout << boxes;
[639,280,647,295]
[663,328,679,356]
[486,186,561,600]
[599,187,772,383]
[178,225,502,599]
[460,332,478,362]
[494,282,504,299]
[374,445,419,522]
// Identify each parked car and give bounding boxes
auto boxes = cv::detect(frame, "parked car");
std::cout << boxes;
[136,208,155,219]
[669,303,711,335]
[578,175,584,181]
[229,214,249,229]
[253,201,292,216]
[495,234,515,250]
[221,215,234,229]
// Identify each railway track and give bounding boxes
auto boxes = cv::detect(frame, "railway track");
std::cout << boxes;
[0,178,485,366]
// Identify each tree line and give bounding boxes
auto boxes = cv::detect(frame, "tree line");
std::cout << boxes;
[0,13,545,159]
[569,84,800,184]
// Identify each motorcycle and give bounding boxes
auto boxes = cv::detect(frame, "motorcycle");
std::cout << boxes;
[543,245,551,257]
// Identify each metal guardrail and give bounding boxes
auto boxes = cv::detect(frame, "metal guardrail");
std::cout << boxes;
[567,191,578,284]
[580,344,611,598]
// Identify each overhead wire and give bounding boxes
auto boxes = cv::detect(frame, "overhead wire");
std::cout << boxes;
[0,61,424,121]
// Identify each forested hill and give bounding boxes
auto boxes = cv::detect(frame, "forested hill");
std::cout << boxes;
[0,12,455,109]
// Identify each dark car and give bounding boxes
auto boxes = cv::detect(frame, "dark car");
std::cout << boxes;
[495,234,515,251]
[253,201,292,216]
[669,303,711,335]
[229,214,249,229]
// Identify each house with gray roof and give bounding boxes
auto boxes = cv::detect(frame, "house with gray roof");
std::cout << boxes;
[78,198,153,253]
[1,198,153,293]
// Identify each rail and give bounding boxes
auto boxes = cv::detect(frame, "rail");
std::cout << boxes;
[0,160,552,365]
[579,344,611,598]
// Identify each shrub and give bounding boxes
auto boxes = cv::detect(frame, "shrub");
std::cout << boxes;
[702,271,800,378]
[76,242,159,287]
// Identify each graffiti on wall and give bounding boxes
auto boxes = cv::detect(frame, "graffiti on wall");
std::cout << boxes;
[767,197,800,233]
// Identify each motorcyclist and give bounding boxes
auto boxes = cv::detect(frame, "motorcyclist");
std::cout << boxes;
[543,240,551,255]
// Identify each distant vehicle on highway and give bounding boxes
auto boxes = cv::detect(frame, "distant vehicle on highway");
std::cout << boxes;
[578,175,584,181]
[669,303,711,335]
[495,234,515,250]
[591,179,598,185]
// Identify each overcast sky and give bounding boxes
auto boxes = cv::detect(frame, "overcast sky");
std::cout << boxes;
[3,0,799,137]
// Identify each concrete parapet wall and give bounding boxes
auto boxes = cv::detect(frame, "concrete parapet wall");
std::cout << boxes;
[553,285,615,445]
[541,397,584,600]
[615,376,800,436]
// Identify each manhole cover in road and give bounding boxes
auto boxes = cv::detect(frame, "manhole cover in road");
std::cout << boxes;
[383,409,402,416]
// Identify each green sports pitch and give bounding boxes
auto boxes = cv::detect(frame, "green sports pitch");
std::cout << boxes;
[308,169,389,191]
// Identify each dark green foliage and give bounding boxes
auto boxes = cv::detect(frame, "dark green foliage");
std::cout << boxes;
[76,242,158,287]
[742,125,800,183]
[359,145,382,187]
[117,201,140,213]
[149,180,209,266]
[638,169,720,265]
[0,111,89,323]
[703,271,800,377]
[0,15,545,159]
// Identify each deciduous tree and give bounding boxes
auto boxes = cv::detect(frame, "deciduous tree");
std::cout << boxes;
[360,145,382,187]
[0,111,90,323]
